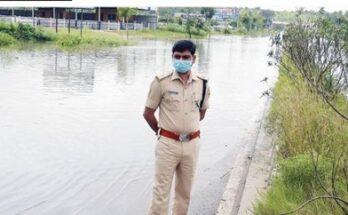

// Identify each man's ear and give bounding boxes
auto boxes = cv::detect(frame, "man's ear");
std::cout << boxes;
[192,55,197,64]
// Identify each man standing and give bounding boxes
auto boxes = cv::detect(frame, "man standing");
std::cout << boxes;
[143,40,210,215]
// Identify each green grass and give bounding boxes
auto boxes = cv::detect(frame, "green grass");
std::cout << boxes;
[254,62,348,214]
[266,72,348,158]
[0,22,130,50]
[254,175,307,215]
[117,29,207,39]
[227,28,274,36]
[254,173,343,215]
[51,28,130,50]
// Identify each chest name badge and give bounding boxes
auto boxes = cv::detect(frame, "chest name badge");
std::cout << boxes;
[168,90,179,95]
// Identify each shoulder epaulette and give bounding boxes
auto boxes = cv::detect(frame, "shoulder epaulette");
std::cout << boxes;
[196,73,208,81]
[155,72,172,81]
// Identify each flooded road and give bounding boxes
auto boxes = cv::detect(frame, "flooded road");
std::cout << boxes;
[0,36,277,215]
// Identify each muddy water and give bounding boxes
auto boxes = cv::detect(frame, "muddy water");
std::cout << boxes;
[0,36,277,215]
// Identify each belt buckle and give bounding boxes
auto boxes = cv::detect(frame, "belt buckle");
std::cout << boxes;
[179,134,190,142]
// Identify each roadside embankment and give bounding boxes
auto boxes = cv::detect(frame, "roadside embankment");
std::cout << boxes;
[216,96,275,215]
[252,70,348,215]
[216,71,348,215]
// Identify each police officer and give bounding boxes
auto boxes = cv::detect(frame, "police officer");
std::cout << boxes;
[143,40,210,215]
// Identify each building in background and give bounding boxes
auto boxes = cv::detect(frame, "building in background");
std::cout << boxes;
[212,8,240,21]
[0,7,158,29]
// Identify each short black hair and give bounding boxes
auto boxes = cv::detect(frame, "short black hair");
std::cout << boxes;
[172,40,196,55]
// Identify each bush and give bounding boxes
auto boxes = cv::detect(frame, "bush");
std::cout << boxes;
[0,22,54,42]
[190,28,208,36]
[33,27,55,41]
[56,34,81,47]
[236,27,248,34]
[0,32,18,47]
[0,22,16,36]
[14,23,36,40]
[158,23,186,33]
[223,28,232,34]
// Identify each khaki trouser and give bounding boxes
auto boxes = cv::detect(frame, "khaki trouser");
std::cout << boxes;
[148,135,200,215]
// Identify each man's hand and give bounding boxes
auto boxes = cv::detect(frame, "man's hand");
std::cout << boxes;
[200,109,207,121]
[143,107,159,134]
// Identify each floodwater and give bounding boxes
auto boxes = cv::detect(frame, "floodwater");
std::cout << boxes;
[0,36,277,215]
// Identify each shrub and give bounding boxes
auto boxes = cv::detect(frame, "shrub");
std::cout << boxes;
[56,34,81,47]
[223,28,232,34]
[33,27,55,41]
[0,32,18,47]
[14,23,36,40]
[0,22,55,42]
[158,23,186,33]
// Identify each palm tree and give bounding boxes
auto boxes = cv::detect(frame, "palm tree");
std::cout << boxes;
[117,7,137,39]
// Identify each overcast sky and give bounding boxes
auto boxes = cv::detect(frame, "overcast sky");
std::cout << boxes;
[235,0,348,12]
[1,0,348,12]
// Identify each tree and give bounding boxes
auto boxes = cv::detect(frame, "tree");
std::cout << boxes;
[238,8,266,31]
[185,17,196,39]
[158,7,175,24]
[239,9,252,31]
[184,8,196,38]
[200,7,215,20]
[200,7,214,36]
[117,7,137,39]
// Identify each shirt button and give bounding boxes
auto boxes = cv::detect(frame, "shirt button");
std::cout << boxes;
[185,112,188,115]
[184,99,188,102]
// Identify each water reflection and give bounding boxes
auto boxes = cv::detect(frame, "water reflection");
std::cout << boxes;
[43,49,95,94]
[115,48,137,85]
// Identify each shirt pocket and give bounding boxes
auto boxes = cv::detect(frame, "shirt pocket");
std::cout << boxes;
[163,91,181,111]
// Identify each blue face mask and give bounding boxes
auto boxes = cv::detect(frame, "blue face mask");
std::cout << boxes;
[173,59,192,74]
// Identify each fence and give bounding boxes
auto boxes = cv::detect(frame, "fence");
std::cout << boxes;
[0,15,151,31]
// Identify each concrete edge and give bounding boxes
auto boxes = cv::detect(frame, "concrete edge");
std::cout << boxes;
[216,97,275,215]
[237,130,275,215]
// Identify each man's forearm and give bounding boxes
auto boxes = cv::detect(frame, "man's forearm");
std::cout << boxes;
[145,115,159,134]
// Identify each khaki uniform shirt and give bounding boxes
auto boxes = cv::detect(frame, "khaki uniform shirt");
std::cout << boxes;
[145,71,210,134]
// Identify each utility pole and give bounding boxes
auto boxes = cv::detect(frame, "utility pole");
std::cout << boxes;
[75,8,78,28]
[80,9,84,37]
[98,7,101,30]
[11,8,15,23]
[32,7,35,28]
[53,8,58,33]
[68,8,71,34]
